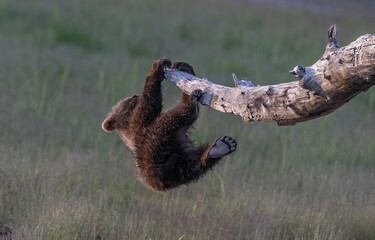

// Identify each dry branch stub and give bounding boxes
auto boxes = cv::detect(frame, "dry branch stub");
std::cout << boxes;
[164,25,375,126]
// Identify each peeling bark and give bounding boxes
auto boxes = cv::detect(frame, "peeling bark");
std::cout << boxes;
[164,25,375,126]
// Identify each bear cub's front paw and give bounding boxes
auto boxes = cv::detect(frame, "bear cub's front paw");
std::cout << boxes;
[151,58,172,76]
[172,62,196,76]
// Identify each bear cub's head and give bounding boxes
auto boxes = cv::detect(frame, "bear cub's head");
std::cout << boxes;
[102,94,139,132]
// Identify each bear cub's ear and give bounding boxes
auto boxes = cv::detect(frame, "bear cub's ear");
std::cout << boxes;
[102,115,117,132]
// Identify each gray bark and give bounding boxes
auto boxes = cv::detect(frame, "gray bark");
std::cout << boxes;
[164,25,375,126]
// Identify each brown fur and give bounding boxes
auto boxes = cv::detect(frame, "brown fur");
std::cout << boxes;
[102,59,236,191]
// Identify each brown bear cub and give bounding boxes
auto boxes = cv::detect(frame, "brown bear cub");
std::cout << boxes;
[102,59,237,191]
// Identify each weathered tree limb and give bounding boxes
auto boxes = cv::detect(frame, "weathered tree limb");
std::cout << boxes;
[164,25,375,125]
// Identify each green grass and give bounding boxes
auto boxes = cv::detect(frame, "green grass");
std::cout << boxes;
[1,0,375,239]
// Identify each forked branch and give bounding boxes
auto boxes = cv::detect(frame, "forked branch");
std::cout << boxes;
[164,25,375,125]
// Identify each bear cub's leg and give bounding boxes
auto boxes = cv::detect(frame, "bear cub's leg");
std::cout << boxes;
[134,58,172,127]
[155,62,201,130]
[167,61,237,184]
[172,62,238,162]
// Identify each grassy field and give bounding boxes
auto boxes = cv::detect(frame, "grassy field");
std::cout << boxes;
[1,0,375,239]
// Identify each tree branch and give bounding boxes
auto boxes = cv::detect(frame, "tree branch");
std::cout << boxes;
[164,25,375,125]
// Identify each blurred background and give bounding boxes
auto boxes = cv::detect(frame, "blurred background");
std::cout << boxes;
[0,0,374,239]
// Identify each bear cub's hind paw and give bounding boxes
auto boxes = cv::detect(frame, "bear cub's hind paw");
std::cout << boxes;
[208,136,237,159]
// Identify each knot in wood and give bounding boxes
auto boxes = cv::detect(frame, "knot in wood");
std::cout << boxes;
[290,65,306,80]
